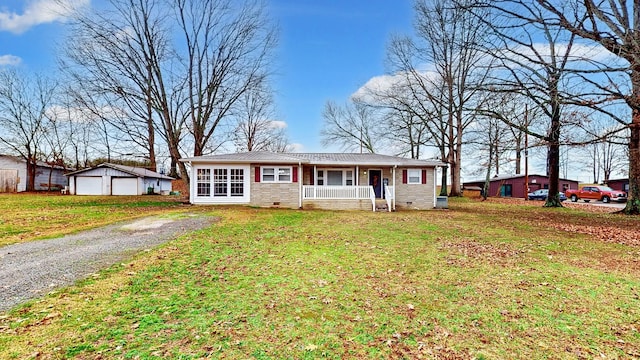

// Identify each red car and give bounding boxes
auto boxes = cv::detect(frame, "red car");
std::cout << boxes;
[565,185,627,203]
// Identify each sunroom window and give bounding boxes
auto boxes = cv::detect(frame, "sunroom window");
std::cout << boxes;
[197,169,211,196]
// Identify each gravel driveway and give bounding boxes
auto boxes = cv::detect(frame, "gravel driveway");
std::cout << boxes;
[0,213,217,312]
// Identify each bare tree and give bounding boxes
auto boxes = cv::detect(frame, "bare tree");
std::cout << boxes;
[233,87,290,152]
[63,0,277,185]
[580,121,628,184]
[468,0,587,207]
[63,0,171,171]
[175,0,277,157]
[0,71,57,191]
[382,0,492,196]
[531,0,640,214]
[384,107,432,159]
[321,100,381,153]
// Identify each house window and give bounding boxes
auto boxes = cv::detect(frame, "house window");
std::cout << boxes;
[194,165,251,204]
[230,169,244,196]
[197,169,210,196]
[278,168,291,182]
[407,169,421,184]
[317,170,324,185]
[262,167,291,183]
[316,169,355,186]
[196,166,248,200]
[213,169,228,197]
[327,170,343,185]
[262,168,275,182]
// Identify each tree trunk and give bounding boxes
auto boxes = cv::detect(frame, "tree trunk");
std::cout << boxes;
[624,115,640,214]
[449,141,463,197]
[26,159,36,192]
[439,143,448,196]
[514,134,522,174]
[483,138,494,201]
[450,160,462,197]
[544,81,563,208]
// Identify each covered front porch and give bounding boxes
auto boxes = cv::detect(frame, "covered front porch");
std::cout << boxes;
[299,163,396,211]
[301,185,395,211]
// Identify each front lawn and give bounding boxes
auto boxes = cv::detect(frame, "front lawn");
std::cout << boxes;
[0,194,188,247]
[1,197,639,358]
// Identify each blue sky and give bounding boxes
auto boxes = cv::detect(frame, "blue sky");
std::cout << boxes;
[0,0,414,152]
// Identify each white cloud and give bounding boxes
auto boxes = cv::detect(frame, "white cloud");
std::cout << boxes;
[45,104,127,123]
[0,0,89,34]
[0,54,21,66]
[504,42,622,66]
[269,120,288,129]
[353,69,440,104]
[288,143,305,152]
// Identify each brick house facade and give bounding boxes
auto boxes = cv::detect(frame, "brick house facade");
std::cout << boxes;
[181,152,446,211]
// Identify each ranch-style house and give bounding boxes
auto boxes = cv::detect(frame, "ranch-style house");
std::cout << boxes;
[181,152,447,211]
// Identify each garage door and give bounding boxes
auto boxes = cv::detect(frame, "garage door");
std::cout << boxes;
[0,169,18,192]
[76,177,103,195]
[112,177,138,195]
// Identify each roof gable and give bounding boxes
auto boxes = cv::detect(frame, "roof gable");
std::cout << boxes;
[65,163,174,180]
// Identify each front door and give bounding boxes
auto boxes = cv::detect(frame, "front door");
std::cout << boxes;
[369,170,382,198]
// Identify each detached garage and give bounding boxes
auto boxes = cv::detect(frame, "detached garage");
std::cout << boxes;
[66,163,174,196]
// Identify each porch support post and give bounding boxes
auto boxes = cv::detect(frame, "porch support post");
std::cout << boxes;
[189,163,194,204]
[392,165,396,211]
[313,165,317,199]
[434,167,438,208]
[356,166,359,186]
[298,162,303,208]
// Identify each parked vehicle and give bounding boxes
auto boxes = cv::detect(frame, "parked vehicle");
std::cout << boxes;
[527,189,567,201]
[564,185,627,203]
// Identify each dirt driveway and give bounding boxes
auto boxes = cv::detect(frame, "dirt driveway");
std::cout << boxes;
[0,214,217,312]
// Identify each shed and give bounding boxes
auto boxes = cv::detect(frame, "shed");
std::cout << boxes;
[0,155,68,192]
[463,174,579,199]
[605,178,629,193]
[65,163,174,195]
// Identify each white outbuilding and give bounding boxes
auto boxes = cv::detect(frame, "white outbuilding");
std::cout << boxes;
[65,163,174,196]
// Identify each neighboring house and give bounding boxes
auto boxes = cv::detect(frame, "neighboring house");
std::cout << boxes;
[65,163,174,195]
[180,152,447,211]
[0,155,68,193]
[606,178,629,193]
[463,174,579,199]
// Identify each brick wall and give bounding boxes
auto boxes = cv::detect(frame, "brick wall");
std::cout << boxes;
[303,199,373,211]
[394,167,436,210]
[249,164,300,208]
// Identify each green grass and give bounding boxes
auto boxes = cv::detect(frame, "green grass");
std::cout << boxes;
[1,196,639,358]
[0,194,188,246]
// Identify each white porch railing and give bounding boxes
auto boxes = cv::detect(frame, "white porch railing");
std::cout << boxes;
[384,185,395,212]
[301,185,396,212]
[303,185,376,211]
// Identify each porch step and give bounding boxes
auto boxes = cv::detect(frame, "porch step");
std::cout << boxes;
[375,199,389,212]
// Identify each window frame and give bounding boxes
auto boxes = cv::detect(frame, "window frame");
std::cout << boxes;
[196,168,211,196]
[407,169,422,185]
[261,166,293,183]
[316,168,355,186]
[193,165,249,203]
